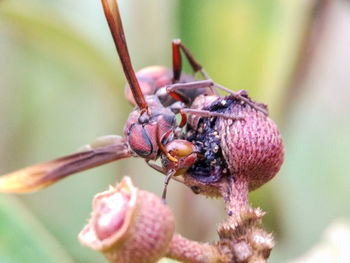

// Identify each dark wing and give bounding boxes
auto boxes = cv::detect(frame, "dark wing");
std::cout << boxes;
[101,0,148,112]
[0,141,131,193]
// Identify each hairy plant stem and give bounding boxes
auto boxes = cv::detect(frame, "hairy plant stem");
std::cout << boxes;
[216,176,274,263]
[219,176,249,222]
[165,176,274,263]
[166,234,228,263]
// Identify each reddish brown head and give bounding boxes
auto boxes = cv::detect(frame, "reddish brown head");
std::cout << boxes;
[124,96,177,160]
[161,140,197,176]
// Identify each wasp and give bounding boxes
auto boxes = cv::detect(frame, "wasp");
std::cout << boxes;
[0,0,267,201]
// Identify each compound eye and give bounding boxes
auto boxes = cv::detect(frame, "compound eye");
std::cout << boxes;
[166,140,194,158]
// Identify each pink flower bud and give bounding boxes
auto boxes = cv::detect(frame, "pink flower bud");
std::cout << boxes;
[217,101,284,191]
[79,177,175,263]
[184,95,284,196]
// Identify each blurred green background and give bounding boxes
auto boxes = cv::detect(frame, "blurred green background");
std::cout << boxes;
[1,0,350,262]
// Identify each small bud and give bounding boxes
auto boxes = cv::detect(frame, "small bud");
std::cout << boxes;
[218,101,284,190]
[183,95,284,197]
[79,177,175,263]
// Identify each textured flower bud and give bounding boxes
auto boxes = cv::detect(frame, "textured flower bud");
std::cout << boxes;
[217,97,284,190]
[183,93,284,196]
[79,177,175,263]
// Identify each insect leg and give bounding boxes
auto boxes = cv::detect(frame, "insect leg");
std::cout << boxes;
[166,80,215,102]
[146,160,185,184]
[181,108,244,121]
[162,169,176,203]
[172,39,209,80]
[172,39,182,82]
[172,39,218,97]
[167,81,268,116]
[213,83,269,116]
[146,160,166,174]
[179,111,187,128]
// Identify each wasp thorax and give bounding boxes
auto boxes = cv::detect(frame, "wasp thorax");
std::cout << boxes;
[79,177,175,263]
[124,66,171,106]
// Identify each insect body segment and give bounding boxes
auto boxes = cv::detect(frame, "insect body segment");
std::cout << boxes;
[125,96,176,160]
[124,66,196,107]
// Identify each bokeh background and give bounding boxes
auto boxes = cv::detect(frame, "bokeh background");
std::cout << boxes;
[1,0,350,262]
